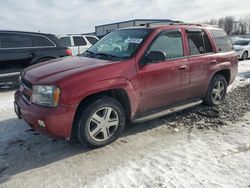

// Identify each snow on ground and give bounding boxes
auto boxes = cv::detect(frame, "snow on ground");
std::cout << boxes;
[0,60,250,188]
[228,60,250,91]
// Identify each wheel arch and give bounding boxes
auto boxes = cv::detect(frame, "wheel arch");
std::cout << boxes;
[213,69,231,84]
[70,88,132,140]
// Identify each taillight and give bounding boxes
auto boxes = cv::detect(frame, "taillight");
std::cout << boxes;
[65,49,72,56]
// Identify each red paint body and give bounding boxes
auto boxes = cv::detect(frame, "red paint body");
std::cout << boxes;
[14,25,238,139]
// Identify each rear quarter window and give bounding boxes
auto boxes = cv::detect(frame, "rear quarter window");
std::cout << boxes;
[86,36,98,45]
[59,37,71,47]
[208,29,233,52]
[0,33,33,48]
[32,35,55,47]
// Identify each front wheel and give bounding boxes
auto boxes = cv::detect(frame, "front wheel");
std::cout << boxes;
[203,75,227,106]
[77,97,125,148]
[242,51,248,61]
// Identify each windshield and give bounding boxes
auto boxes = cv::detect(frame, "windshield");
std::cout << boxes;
[82,29,151,60]
[234,40,250,46]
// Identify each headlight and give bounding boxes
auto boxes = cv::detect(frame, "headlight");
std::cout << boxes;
[32,85,60,107]
[235,48,243,51]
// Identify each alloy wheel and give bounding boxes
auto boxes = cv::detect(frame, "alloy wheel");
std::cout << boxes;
[88,107,119,142]
[211,81,225,104]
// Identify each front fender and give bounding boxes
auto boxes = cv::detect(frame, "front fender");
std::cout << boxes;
[66,77,139,119]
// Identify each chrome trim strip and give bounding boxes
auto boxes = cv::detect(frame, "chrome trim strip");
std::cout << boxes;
[0,72,20,77]
[132,100,202,123]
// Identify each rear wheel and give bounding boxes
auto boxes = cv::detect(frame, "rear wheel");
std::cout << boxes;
[242,51,248,61]
[203,75,227,106]
[77,97,125,148]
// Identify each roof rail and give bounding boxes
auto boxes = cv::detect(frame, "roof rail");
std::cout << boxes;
[169,22,202,26]
[139,21,183,27]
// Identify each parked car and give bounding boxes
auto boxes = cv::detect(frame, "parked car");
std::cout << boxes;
[15,24,238,148]
[233,39,250,60]
[0,30,72,84]
[59,35,99,56]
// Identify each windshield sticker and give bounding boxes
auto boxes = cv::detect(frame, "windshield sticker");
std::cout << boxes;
[126,38,143,44]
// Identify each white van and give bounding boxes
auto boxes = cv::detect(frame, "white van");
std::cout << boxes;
[59,35,99,56]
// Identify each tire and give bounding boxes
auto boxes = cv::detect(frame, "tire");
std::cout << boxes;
[77,97,125,148]
[242,51,248,61]
[203,74,227,106]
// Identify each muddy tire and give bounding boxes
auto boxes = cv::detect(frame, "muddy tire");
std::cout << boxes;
[203,74,227,106]
[77,97,125,148]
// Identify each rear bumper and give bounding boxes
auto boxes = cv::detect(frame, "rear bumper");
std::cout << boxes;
[14,91,77,139]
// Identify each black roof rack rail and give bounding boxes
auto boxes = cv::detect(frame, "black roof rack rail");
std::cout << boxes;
[169,22,202,26]
[139,21,183,27]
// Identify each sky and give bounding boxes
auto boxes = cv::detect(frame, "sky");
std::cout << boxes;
[0,0,249,35]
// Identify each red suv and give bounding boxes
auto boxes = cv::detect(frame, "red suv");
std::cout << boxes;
[14,23,238,148]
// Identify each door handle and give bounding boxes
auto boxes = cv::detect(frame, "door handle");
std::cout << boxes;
[210,60,217,64]
[179,65,187,70]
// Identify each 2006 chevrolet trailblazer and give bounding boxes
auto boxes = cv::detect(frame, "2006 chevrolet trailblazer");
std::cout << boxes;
[14,23,238,147]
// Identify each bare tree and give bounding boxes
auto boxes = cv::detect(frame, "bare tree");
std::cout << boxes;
[238,19,247,35]
[224,16,235,35]
[245,13,250,33]
[218,18,225,29]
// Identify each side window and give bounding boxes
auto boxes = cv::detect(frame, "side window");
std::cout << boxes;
[208,29,233,52]
[148,31,184,60]
[0,33,33,48]
[202,30,213,53]
[59,37,71,47]
[73,36,87,46]
[187,31,205,55]
[86,36,98,45]
[32,35,55,47]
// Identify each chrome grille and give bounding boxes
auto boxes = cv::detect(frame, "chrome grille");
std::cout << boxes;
[19,77,32,104]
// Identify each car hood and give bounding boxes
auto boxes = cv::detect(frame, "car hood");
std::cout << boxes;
[23,56,115,83]
[234,45,248,49]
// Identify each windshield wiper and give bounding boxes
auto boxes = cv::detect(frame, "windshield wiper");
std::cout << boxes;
[94,52,119,58]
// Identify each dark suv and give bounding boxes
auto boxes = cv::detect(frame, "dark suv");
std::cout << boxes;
[0,30,72,84]
[14,23,238,148]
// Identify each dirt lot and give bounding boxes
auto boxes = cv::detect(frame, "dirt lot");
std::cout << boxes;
[0,60,250,188]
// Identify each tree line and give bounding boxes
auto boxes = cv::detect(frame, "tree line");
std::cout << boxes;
[204,14,250,36]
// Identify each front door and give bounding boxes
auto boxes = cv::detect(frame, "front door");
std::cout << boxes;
[137,30,189,113]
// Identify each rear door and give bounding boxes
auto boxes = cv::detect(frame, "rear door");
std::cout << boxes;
[0,32,34,74]
[138,30,189,112]
[186,29,218,98]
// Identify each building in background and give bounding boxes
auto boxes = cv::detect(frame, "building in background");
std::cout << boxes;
[93,19,177,38]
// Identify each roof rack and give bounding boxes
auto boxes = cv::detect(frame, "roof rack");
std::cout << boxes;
[169,22,202,26]
[139,21,183,27]
[139,21,208,28]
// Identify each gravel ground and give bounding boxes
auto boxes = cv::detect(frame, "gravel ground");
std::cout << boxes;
[0,60,250,188]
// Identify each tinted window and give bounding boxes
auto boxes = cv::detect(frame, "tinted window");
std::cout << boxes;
[202,30,213,53]
[60,37,71,47]
[73,36,87,46]
[208,29,233,52]
[32,35,55,47]
[0,33,33,48]
[187,31,205,55]
[86,36,98,45]
[234,40,250,46]
[149,31,184,60]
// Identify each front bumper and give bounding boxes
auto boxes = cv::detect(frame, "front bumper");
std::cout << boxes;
[14,91,77,139]
[235,50,244,59]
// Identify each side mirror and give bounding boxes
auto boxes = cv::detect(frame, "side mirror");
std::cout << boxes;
[142,51,166,65]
